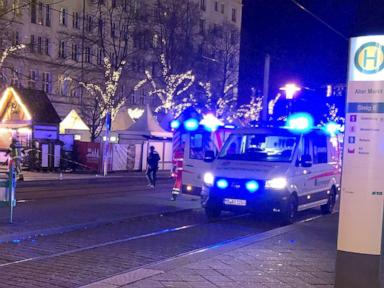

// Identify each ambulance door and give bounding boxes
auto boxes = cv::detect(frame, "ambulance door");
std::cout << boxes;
[182,131,212,195]
[304,131,331,200]
[294,134,312,203]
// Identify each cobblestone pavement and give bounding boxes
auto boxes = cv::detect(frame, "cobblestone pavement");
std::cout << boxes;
[0,174,332,288]
[84,214,338,288]
[0,176,196,240]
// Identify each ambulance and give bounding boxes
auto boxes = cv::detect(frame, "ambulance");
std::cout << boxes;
[201,114,342,223]
[171,112,234,199]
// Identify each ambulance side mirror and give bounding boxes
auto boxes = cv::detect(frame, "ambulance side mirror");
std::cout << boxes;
[301,154,312,167]
[204,150,215,163]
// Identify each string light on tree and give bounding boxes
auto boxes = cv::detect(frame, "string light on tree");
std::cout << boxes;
[65,57,127,137]
[198,81,237,121]
[135,54,196,118]
[236,95,263,124]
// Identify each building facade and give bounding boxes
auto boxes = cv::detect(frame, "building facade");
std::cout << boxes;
[0,0,242,120]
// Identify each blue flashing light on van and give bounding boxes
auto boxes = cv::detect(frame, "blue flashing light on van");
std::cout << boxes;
[184,118,199,131]
[245,180,259,193]
[286,113,314,134]
[216,179,229,189]
[170,119,181,130]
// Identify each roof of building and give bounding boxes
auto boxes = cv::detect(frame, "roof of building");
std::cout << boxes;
[14,87,61,125]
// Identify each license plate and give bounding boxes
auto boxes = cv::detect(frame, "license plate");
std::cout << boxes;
[223,198,247,206]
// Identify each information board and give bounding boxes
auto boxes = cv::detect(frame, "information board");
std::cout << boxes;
[338,36,384,255]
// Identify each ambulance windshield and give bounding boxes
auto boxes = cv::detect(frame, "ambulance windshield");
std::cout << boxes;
[218,133,298,162]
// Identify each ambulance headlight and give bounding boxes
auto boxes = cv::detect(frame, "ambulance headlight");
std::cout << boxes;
[265,177,288,190]
[203,172,215,186]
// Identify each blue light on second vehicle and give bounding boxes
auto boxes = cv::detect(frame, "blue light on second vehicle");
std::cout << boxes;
[245,180,259,193]
[170,119,181,130]
[184,118,199,131]
[216,179,229,189]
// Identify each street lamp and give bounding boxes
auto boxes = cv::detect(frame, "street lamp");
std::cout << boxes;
[280,83,301,115]
[280,83,301,100]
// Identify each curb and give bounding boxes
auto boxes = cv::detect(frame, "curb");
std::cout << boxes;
[80,214,332,288]
[17,174,171,188]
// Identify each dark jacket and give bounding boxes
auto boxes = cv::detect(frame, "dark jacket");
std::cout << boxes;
[147,151,160,170]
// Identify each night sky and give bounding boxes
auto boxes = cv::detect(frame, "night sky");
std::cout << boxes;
[239,0,384,102]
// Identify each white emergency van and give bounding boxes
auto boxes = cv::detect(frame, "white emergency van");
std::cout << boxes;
[201,126,341,223]
[178,126,233,195]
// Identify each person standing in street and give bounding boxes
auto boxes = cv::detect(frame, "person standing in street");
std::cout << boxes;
[146,146,160,188]
[6,138,24,181]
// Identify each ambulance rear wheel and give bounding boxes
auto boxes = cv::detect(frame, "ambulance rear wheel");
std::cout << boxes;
[205,207,221,220]
[321,187,336,214]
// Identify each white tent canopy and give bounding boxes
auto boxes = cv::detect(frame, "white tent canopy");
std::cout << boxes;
[60,109,89,134]
[117,105,172,139]
[112,107,135,131]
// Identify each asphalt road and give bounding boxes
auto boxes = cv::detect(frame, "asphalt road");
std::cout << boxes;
[0,175,327,288]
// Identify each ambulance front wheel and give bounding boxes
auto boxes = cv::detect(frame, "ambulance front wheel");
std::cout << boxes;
[321,187,336,214]
[205,206,221,220]
[281,194,297,225]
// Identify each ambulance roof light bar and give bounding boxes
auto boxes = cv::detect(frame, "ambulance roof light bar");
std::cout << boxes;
[200,114,224,132]
[285,112,314,134]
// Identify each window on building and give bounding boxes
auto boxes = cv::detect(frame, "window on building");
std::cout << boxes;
[98,18,103,35]
[37,36,42,54]
[97,48,103,65]
[199,19,205,35]
[30,35,35,53]
[231,8,237,22]
[73,12,79,29]
[200,0,206,11]
[0,0,6,11]
[37,2,43,25]
[11,67,21,87]
[31,0,36,23]
[112,0,116,8]
[60,8,67,26]
[45,4,50,26]
[71,43,78,62]
[28,70,38,89]
[59,40,66,58]
[59,75,69,97]
[85,47,91,63]
[214,1,218,11]
[221,3,225,14]
[86,15,92,32]
[13,0,21,16]
[45,38,50,55]
[42,72,52,94]
[12,31,20,46]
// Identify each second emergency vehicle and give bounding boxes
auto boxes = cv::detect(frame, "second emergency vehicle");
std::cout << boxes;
[201,121,341,223]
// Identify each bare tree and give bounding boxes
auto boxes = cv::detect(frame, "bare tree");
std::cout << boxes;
[59,0,149,140]
[151,0,200,75]
[200,21,241,109]
[135,54,196,118]
[0,1,33,86]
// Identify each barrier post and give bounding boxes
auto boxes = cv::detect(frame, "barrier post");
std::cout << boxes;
[0,162,17,224]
